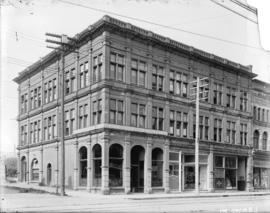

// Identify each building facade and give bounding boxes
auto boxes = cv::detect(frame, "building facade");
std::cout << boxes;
[251,80,270,190]
[14,16,269,194]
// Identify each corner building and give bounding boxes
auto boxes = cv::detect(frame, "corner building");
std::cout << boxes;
[14,16,269,194]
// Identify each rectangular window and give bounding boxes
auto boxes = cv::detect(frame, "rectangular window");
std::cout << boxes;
[131,103,146,128]
[213,83,222,105]
[79,61,89,88]
[214,118,222,142]
[170,71,189,97]
[240,123,247,146]
[110,52,125,81]
[152,65,164,92]
[64,109,75,135]
[131,59,146,87]
[169,110,175,135]
[93,99,102,124]
[93,54,103,83]
[240,91,247,112]
[109,99,124,125]
[182,113,188,137]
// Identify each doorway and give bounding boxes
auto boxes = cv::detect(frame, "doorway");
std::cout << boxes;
[131,145,145,192]
[21,157,27,182]
[47,163,52,185]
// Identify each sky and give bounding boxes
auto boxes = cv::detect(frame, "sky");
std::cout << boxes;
[0,0,270,153]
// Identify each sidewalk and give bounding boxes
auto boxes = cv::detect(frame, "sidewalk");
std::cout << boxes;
[2,181,270,200]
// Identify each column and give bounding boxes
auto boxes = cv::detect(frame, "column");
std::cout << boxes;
[17,151,21,182]
[101,134,110,194]
[246,149,254,192]
[144,138,152,193]
[179,151,182,192]
[39,146,43,184]
[73,140,79,190]
[86,138,92,192]
[55,143,59,192]
[207,146,214,192]
[123,135,131,194]
[27,150,30,183]
[163,139,169,193]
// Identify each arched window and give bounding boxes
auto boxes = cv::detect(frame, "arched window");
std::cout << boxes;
[152,148,163,187]
[92,144,102,187]
[253,106,256,119]
[253,130,259,149]
[79,146,87,186]
[262,132,268,150]
[47,163,52,185]
[109,144,123,187]
[21,156,27,182]
[31,158,39,181]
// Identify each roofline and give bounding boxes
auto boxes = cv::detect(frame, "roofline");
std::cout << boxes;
[13,15,257,84]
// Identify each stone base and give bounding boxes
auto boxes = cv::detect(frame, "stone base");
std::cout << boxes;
[101,187,110,195]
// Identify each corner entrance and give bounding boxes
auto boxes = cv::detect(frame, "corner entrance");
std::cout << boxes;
[131,145,145,192]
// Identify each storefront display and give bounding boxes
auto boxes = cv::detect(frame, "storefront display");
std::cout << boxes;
[214,156,237,190]
[253,167,270,189]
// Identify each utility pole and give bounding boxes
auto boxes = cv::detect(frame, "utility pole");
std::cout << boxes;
[190,77,209,194]
[45,33,76,196]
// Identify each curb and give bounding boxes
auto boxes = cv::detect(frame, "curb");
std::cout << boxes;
[128,192,270,200]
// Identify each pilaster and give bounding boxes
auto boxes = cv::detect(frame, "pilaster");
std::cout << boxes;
[207,145,214,192]
[39,146,43,184]
[163,139,170,193]
[86,138,92,192]
[124,134,131,194]
[144,137,152,193]
[101,134,110,194]
[246,149,254,192]
[73,140,79,190]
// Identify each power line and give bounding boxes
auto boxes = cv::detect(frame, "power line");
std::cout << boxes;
[58,0,264,51]
[210,0,257,24]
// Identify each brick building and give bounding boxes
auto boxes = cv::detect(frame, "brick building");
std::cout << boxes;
[251,79,270,190]
[14,15,270,194]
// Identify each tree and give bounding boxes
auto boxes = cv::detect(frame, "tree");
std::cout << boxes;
[4,157,17,177]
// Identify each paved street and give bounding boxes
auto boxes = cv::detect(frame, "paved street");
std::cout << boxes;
[1,186,270,212]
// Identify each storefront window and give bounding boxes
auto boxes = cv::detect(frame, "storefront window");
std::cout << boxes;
[79,146,87,186]
[109,144,123,187]
[254,168,270,189]
[92,144,102,187]
[152,148,163,187]
[215,156,223,168]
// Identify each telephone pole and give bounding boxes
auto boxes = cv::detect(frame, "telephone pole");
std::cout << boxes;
[190,77,209,194]
[45,33,76,196]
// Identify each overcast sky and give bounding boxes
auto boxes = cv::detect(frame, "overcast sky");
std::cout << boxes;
[1,0,270,153]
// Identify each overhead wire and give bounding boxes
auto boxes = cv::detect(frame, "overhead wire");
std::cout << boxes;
[58,0,264,51]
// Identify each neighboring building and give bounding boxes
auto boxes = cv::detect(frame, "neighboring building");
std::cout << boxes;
[251,79,270,190]
[14,15,269,194]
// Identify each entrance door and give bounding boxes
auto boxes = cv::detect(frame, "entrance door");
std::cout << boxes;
[184,166,195,190]
[199,166,207,190]
[21,157,27,182]
[169,162,179,190]
[131,145,145,192]
[47,164,52,185]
